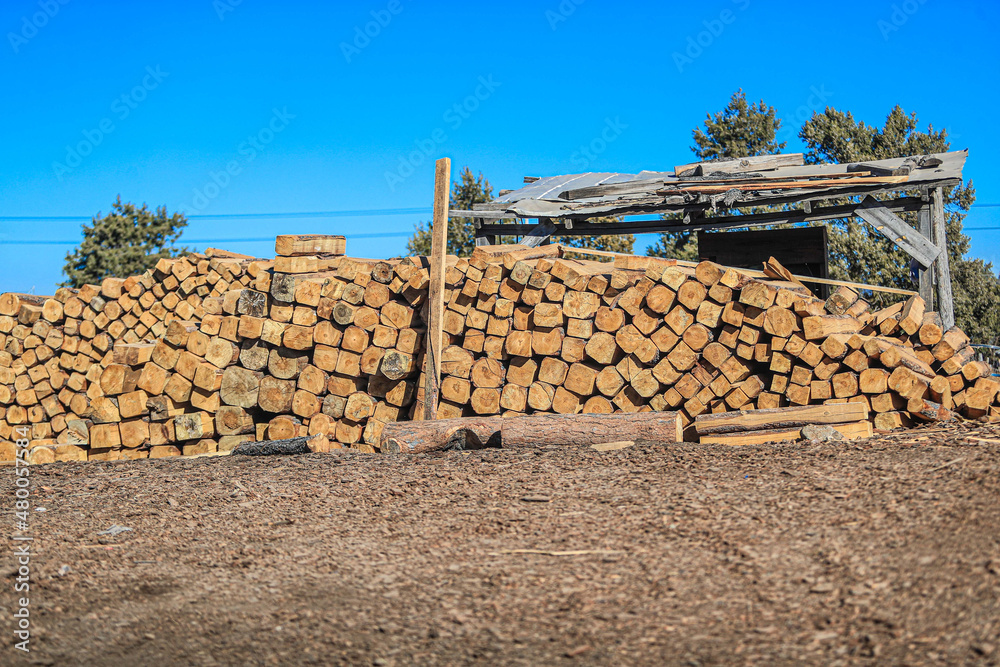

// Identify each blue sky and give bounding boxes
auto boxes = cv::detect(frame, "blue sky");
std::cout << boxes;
[1,0,998,293]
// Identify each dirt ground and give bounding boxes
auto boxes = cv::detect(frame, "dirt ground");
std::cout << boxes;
[2,422,999,666]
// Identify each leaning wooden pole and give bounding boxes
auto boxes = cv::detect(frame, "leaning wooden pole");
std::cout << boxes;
[931,186,955,330]
[423,157,451,420]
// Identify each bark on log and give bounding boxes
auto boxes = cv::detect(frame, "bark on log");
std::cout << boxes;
[380,416,503,454]
[233,433,333,456]
[502,412,683,447]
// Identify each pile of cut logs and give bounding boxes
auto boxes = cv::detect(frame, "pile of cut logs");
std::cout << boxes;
[1,234,997,463]
[0,249,257,461]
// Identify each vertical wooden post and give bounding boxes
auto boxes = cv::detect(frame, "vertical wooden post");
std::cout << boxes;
[423,157,451,421]
[931,186,955,330]
[917,196,935,307]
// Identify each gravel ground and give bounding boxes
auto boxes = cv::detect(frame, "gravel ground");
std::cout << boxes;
[2,422,999,666]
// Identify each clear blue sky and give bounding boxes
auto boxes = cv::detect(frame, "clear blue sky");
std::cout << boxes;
[1,0,998,293]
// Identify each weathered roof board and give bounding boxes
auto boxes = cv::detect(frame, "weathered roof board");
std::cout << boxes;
[482,150,967,220]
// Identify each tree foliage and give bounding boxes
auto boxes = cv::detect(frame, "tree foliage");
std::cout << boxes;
[406,169,635,258]
[650,90,786,260]
[801,105,1000,343]
[800,105,974,288]
[691,88,787,161]
[62,196,190,287]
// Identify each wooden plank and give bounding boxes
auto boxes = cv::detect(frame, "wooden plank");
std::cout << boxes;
[478,197,927,238]
[561,172,877,201]
[917,200,935,306]
[931,187,955,330]
[520,218,556,248]
[855,195,940,268]
[422,157,451,421]
[694,403,869,435]
[274,235,346,257]
[674,153,805,177]
[666,175,909,193]
[700,420,873,445]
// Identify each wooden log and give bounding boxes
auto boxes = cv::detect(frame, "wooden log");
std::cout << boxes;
[874,411,914,430]
[906,397,955,422]
[700,420,872,446]
[824,286,859,316]
[802,314,862,340]
[220,366,263,408]
[932,327,969,361]
[233,433,333,455]
[258,377,295,413]
[694,403,869,435]
[918,311,943,346]
[502,412,682,447]
[380,416,503,454]
[274,235,346,257]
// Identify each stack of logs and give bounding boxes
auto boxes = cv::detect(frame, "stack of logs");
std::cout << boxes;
[2,234,998,464]
[0,249,258,462]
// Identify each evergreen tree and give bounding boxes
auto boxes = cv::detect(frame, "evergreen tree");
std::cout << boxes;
[691,88,787,160]
[406,167,493,257]
[406,168,635,257]
[62,197,190,287]
[801,105,999,343]
[649,90,786,260]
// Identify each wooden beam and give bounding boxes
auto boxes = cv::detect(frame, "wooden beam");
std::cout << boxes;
[931,186,955,330]
[855,196,940,268]
[423,157,451,421]
[520,218,556,248]
[694,403,869,435]
[662,175,909,194]
[917,200,935,306]
[473,217,497,246]
[476,197,926,237]
[674,153,805,177]
[453,209,517,220]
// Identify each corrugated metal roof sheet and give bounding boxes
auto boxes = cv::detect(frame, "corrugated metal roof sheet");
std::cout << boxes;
[483,150,967,220]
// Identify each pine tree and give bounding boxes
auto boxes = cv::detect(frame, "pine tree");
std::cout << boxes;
[406,168,635,258]
[800,105,998,343]
[406,167,492,257]
[62,197,190,287]
[691,88,787,160]
[648,90,786,260]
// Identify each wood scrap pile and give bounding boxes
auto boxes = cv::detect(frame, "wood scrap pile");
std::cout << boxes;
[1,234,998,464]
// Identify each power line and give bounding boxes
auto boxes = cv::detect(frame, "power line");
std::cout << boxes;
[2,202,999,223]
[0,231,415,246]
[0,207,432,223]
